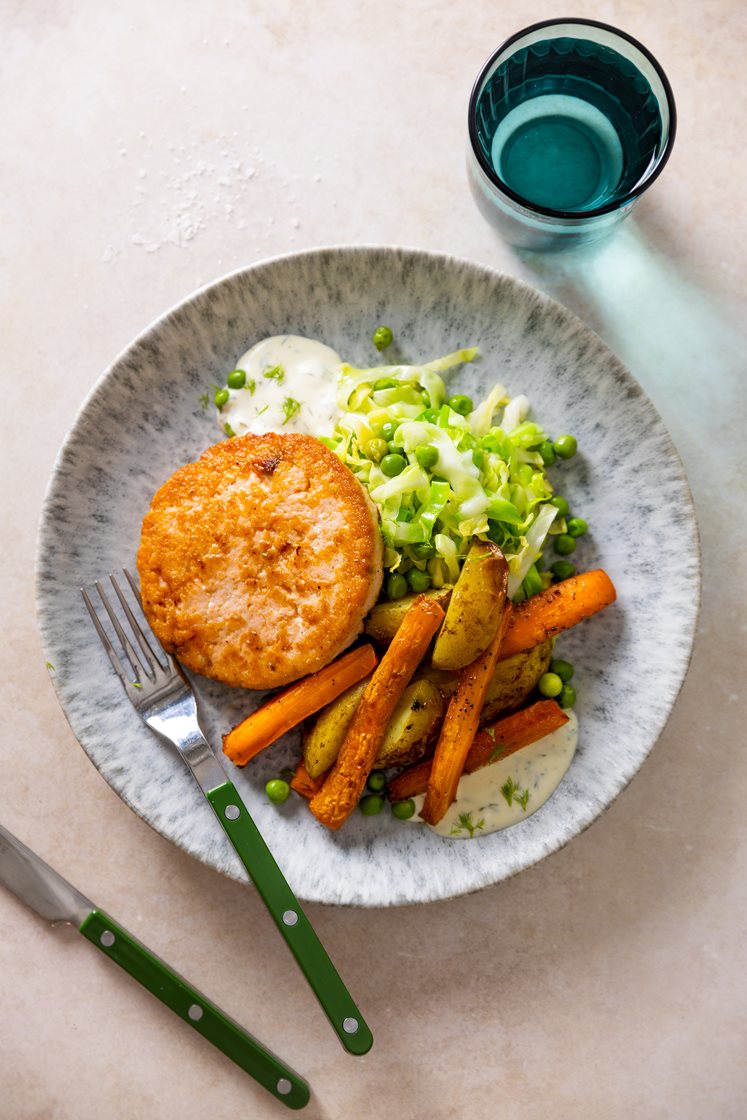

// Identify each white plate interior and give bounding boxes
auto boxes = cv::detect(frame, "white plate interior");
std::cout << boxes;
[35,246,700,906]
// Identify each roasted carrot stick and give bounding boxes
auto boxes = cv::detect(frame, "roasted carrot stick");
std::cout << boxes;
[498,569,616,661]
[420,600,512,826]
[290,758,328,800]
[387,699,569,802]
[308,595,446,830]
[222,644,378,767]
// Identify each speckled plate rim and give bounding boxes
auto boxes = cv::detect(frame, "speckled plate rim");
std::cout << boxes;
[35,244,702,907]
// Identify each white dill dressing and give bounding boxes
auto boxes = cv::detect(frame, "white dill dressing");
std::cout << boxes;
[216,335,343,439]
[407,711,579,839]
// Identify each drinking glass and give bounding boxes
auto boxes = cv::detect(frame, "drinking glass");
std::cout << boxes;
[467,19,676,250]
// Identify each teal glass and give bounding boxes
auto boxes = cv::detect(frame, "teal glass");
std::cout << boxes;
[467,19,676,250]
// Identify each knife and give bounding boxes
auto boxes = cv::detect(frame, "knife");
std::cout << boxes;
[0,821,310,1109]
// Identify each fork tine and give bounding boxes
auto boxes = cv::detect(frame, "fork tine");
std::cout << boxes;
[81,586,134,689]
[123,568,181,674]
[123,567,144,608]
[109,571,164,676]
[93,579,152,683]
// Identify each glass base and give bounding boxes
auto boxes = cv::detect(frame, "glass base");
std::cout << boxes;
[467,147,634,251]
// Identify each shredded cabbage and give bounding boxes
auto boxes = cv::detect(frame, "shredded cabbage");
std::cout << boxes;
[327,349,561,601]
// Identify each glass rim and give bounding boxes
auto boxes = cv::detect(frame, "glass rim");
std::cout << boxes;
[467,17,678,221]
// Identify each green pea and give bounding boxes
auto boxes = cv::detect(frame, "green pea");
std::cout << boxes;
[386,573,408,600]
[421,407,439,423]
[549,658,574,683]
[372,325,394,351]
[539,440,556,465]
[359,793,385,815]
[551,560,576,580]
[379,421,398,443]
[391,799,416,820]
[567,517,588,538]
[226,369,247,390]
[367,770,387,793]
[448,394,474,416]
[265,779,290,804]
[373,377,398,391]
[554,434,578,459]
[364,438,388,463]
[538,672,563,698]
[550,495,570,517]
[381,453,407,477]
[415,444,439,470]
[214,388,230,408]
[559,684,577,709]
[516,463,534,485]
[407,568,431,592]
[554,534,577,556]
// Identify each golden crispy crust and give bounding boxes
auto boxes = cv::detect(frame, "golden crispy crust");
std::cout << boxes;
[137,432,383,689]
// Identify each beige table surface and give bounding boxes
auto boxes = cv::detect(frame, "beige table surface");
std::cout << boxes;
[2,2,745,1118]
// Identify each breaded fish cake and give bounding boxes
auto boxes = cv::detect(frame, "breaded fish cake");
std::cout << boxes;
[137,432,383,690]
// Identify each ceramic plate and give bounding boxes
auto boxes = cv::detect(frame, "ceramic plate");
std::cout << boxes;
[35,246,700,907]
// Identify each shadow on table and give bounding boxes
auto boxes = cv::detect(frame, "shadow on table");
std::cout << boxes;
[506,214,744,444]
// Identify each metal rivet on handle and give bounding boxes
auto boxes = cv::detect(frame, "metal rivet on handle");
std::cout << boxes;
[342,1017,359,1034]
[282,910,298,926]
[100,930,116,947]
[276,1079,292,1096]
[188,1004,203,1021]
[224,804,240,821]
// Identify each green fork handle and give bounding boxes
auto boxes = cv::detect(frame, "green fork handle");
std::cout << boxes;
[206,780,373,1056]
[79,908,310,1109]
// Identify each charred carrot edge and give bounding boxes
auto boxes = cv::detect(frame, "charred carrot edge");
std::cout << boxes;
[308,595,446,831]
[464,698,568,771]
[387,699,569,802]
[222,644,378,767]
[498,569,616,661]
[290,758,328,800]
[420,598,512,826]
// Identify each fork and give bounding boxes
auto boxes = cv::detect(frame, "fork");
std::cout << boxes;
[82,570,372,1056]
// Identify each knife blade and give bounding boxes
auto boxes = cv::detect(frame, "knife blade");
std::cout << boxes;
[0,821,310,1109]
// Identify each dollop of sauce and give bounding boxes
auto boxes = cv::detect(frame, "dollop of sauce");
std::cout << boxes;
[409,711,579,839]
[217,335,343,439]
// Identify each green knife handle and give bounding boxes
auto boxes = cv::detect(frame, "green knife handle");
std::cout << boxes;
[79,908,310,1109]
[206,780,373,1057]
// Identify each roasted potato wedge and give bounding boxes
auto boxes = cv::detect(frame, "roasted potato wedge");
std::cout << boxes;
[480,639,552,723]
[303,676,444,777]
[303,679,368,778]
[431,540,509,671]
[364,587,452,645]
[420,639,552,723]
[375,677,445,768]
